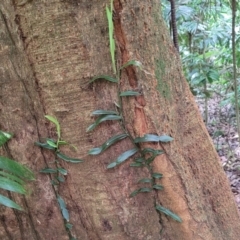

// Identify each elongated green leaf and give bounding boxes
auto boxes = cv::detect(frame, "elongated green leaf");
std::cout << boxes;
[35,141,56,150]
[0,194,23,211]
[57,195,66,209]
[155,205,182,222]
[90,75,118,84]
[40,168,57,174]
[107,162,117,169]
[57,152,83,163]
[0,176,26,194]
[129,189,140,198]
[146,156,156,165]
[0,131,12,146]
[135,134,173,143]
[46,140,58,148]
[138,178,152,183]
[91,110,118,115]
[130,162,143,167]
[139,187,152,193]
[120,60,143,70]
[158,135,174,142]
[152,173,163,179]
[58,140,68,146]
[134,157,145,163]
[116,148,138,164]
[45,115,61,139]
[57,168,68,175]
[88,133,128,155]
[87,115,122,132]
[57,176,65,183]
[153,184,164,190]
[120,91,141,97]
[0,171,24,185]
[134,134,161,143]
[0,156,35,180]
[62,208,69,221]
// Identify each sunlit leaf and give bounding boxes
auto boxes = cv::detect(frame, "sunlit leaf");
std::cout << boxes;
[152,173,163,179]
[0,131,12,147]
[116,148,138,164]
[57,152,83,163]
[155,205,182,222]
[87,115,122,132]
[45,115,61,139]
[153,184,164,190]
[90,75,118,84]
[46,139,58,148]
[158,135,174,142]
[120,60,143,70]
[0,176,26,194]
[40,168,57,174]
[91,110,118,115]
[0,194,23,211]
[88,133,128,155]
[120,91,141,97]
[0,156,35,180]
[138,178,152,183]
[57,195,69,221]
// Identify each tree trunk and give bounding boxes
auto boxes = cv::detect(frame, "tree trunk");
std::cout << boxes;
[0,0,239,239]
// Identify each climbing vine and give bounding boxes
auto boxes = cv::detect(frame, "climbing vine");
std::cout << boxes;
[87,0,182,223]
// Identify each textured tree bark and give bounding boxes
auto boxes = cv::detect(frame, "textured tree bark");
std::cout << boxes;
[0,0,239,240]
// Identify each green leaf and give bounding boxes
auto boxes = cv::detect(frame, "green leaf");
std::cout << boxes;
[158,135,174,142]
[46,139,58,148]
[88,133,128,155]
[115,148,138,164]
[0,131,13,147]
[45,115,61,139]
[0,171,25,185]
[87,115,122,132]
[129,189,140,198]
[139,187,152,193]
[34,141,56,150]
[65,223,73,229]
[57,152,83,163]
[89,75,118,84]
[107,162,117,169]
[0,156,35,180]
[57,195,66,209]
[91,110,118,115]
[153,184,164,190]
[40,168,57,174]
[51,179,59,185]
[119,91,141,97]
[138,178,152,183]
[58,140,68,146]
[57,168,68,175]
[146,156,156,165]
[134,157,145,163]
[152,173,163,179]
[57,176,65,183]
[0,176,26,194]
[134,134,173,143]
[0,194,23,211]
[155,205,182,222]
[130,162,143,167]
[120,60,143,70]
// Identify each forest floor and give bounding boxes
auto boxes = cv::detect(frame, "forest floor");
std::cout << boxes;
[196,93,240,211]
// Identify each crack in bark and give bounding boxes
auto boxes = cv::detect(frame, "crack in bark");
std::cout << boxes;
[0,215,13,240]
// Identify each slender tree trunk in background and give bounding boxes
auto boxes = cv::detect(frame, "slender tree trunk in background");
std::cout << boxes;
[0,0,240,239]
